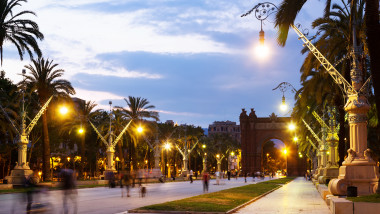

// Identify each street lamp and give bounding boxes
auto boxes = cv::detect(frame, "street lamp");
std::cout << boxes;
[59,106,68,115]
[78,127,84,134]
[241,2,277,60]
[283,148,288,176]
[288,123,296,131]
[115,157,120,174]
[164,142,171,177]
[280,95,288,112]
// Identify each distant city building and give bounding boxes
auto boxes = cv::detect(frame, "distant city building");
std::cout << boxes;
[208,121,241,143]
[165,120,174,125]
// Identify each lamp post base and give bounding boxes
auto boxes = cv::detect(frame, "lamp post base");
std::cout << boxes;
[329,158,379,196]
[312,167,324,181]
[5,169,38,186]
[318,167,339,184]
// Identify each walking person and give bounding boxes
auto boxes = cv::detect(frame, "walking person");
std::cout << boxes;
[123,171,131,197]
[24,175,37,213]
[215,171,220,185]
[61,169,78,214]
[202,171,210,192]
[189,169,194,183]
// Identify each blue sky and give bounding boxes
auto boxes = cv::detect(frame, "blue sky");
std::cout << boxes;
[2,0,325,128]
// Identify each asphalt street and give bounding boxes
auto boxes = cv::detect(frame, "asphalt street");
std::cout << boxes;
[0,176,274,214]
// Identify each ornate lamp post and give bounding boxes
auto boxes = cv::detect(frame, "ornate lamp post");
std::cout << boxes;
[89,101,132,177]
[1,69,54,184]
[243,1,379,195]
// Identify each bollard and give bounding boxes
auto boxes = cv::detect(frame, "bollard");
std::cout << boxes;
[347,186,357,197]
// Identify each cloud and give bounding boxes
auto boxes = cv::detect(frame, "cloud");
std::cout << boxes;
[155,109,204,117]
[74,88,124,105]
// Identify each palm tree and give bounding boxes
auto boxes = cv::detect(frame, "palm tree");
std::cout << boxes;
[60,99,97,178]
[0,0,44,64]
[116,96,159,170]
[24,58,75,181]
[275,0,380,133]
[293,2,367,165]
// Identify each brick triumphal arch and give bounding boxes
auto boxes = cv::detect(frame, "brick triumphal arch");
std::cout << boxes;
[239,108,307,176]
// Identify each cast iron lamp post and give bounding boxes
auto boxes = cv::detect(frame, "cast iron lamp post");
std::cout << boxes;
[89,101,132,175]
[243,1,379,195]
[1,69,54,184]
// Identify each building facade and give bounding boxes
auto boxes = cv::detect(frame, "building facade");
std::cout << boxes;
[208,121,241,143]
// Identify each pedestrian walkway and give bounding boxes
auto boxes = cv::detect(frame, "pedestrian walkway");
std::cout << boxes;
[235,177,330,214]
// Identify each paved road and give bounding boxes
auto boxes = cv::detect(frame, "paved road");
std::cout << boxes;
[0,176,274,214]
[235,177,330,214]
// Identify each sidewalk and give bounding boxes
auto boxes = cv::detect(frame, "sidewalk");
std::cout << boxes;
[235,177,330,214]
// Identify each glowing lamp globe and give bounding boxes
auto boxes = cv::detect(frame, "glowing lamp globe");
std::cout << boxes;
[59,106,68,115]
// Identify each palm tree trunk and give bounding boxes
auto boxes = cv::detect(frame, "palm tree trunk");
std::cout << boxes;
[365,0,380,148]
[41,112,51,181]
[78,134,85,179]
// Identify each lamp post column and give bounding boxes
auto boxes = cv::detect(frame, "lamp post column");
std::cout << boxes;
[106,146,116,171]
[216,155,222,173]
[202,154,207,173]
[329,4,379,194]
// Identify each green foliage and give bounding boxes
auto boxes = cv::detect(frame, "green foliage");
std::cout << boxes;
[347,194,380,203]
[0,0,44,64]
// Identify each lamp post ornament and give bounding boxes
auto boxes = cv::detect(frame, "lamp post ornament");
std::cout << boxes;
[0,69,54,184]
[243,2,379,195]
[89,101,132,174]
[174,135,199,176]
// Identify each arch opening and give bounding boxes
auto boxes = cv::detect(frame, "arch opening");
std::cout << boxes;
[262,139,287,176]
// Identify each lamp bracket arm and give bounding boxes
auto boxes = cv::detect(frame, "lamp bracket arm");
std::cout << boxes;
[291,24,356,96]
[302,119,322,144]
[88,120,109,147]
[0,102,20,136]
[112,119,133,147]
[26,95,54,135]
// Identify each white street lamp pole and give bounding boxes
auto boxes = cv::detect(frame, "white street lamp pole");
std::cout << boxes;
[1,69,54,184]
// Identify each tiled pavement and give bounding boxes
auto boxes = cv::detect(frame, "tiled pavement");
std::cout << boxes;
[235,177,330,214]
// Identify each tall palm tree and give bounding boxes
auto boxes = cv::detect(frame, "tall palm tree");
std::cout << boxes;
[24,58,75,181]
[275,0,380,133]
[0,0,44,64]
[116,96,159,170]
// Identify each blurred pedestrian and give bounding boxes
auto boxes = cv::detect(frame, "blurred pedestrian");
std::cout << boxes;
[24,175,37,213]
[215,171,220,185]
[122,171,131,197]
[244,172,247,183]
[202,171,210,192]
[61,169,78,214]
[227,171,231,180]
[189,170,193,183]
[137,169,143,187]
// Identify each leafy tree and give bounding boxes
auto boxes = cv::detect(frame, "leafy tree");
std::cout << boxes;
[0,0,44,64]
